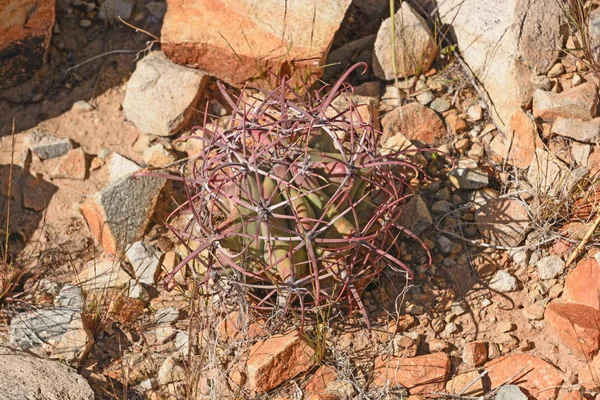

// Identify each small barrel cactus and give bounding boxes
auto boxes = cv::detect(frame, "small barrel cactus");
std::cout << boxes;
[164,64,429,326]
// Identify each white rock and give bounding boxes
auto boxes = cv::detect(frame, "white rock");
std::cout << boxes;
[126,241,163,286]
[489,270,518,292]
[536,255,565,280]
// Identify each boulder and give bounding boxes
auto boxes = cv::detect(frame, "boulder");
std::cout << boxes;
[372,2,434,80]
[438,0,565,132]
[0,0,55,90]
[161,0,351,87]
[123,51,209,136]
[0,346,94,400]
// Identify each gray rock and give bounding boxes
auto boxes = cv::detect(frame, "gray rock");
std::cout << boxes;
[532,82,599,122]
[54,284,84,310]
[416,89,435,105]
[496,385,527,400]
[536,255,565,280]
[10,307,79,350]
[123,51,209,136]
[551,117,600,143]
[126,241,163,285]
[106,152,141,183]
[429,98,451,113]
[155,307,180,325]
[50,317,94,363]
[146,2,167,19]
[23,131,73,160]
[531,74,553,91]
[572,142,592,166]
[399,195,432,234]
[99,0,135,21]
[448,159,489,189]
[431,200,453,215]
[322,35,376,82]
[372,2,433,80]
[0,347,94,400]
[128,279,149,300]
[175,331,189,357]
[489,270,519,292]
[155,325,176,344]
[467,104,484,121]
[508,248,530,266]
[437,235,454,254]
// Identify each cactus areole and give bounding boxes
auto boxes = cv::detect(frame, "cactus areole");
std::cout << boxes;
[162,64,430,326]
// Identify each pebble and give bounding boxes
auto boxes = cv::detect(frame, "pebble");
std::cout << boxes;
[467,104,483,121]
[547,62,565,78]
[429,97,451,113]
[536,256,565,280]
[431,200,453,215]
[496,385,527,400]
[437,235,454,254]
[79,19,92,28]
[522,303,545,320]
[155,307,180,325]
[489,270,519,292]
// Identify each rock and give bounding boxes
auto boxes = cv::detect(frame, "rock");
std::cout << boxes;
[545,301,600,358]
[399,195,432,235]
[431,200,452,215]
[488,133,510,163]
[10,307,79,350]
[51,148,87,180]
[161,0,350,88]
[23,131,73,160]
[22,174,57,211]
[50,317,94,363]
[496,385,528,400]
[444,109,468,133]
[98,0,135,22]
[437,235,454,254]
[462,341,487,367]
[175,331,189,357]
[547,62,565,78]
[564,258,600,308]
[467,104,484,121]
[468,188,499,208]
[381,131,416,154]
[448,158,489,189]
[0,0,55,90]
[475,198,530,247]
[532,82,598,122]
[485,354,564,400]
[578,354,600,390]
[446,370,485,396]
[247,332,315,392]
[305,365,336,399]
[155,325,176,344]
[496,321,515,334]
[155,307,180,325]
[55,284,84,310]
[79,19,92,28]
[0,347,94,400]
[123,51,209,136]
[105,152,141,183]
[488,270,518,293]
[438,0,565,132]
[572,142,591,166]
[551,117,600,143]
[372,2,433,80]
[381,102,447,145]
[416,89,435,105]
[322,35,376,82]
[430,98,451,113]
[77,258,131,293]
[507,108,542,169]
[157,356,185,385]
[573,74,584,86]
[80,171,166,256]
[371,353,450,394]
[143,143,177,167]
[522,303,545,321]
[527,148,582,197]
[536,256,565,280]
[128,279,148,300]
[146,2,167,19]
[531,74,553,91]
[126,241,163,286]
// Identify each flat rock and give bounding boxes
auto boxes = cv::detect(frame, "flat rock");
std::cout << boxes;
[532,82,598,122]
[485,354,563,400]
[123,51,209,136]
[496,385,528,400]
[161,0,350,87]
[381,102,447,145]
[143,143,176,167]
[448,158,489,189]
[372,2,433,80]
[247,332,315,392]
[50,317,94,364]
[80,171,166,255]
[562,258,600,309]
[371,352,450,394]
[77,259,131,293]
[10,307,79,350]
[106,152,141,183]
[551,117,600,143]
[545,301,600,358]
[0,0,55,90]
[488,270,519,292]
[23,131,72,160]
[126,241,163,285]
[51,148,86,180]
[0,346,94,400]
[446,370,486,396]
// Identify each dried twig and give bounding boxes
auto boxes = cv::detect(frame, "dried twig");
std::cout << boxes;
[566,210,600,267]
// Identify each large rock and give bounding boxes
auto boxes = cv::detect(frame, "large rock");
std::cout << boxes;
[485,354,563,400]
[10,307,80,350]
[371,352,451,394]
[532,83,599,122]
[0,0,55,90]
[372,2,434,80]
[438,0,564,132]
[476,198,530,247]
[247,332,315,392]
[381,102,447,145]
[80,172,166,256]
[0,346,94,400]
[123,51,209,136]
[161,0,351,87]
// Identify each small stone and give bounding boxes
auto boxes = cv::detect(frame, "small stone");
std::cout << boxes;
[489,270,518,292]
[157,357,185,385]
[175,331,189,357]
[444,109,468,133]
[496,385,528,400]
[98,0,135,21]
[51,148,87,180]
[155,325,176,344]
[416,89,435,105]
[572,142,592,166]
[536,256,565,280]
[437,235,454,254]
[462,341,487,367]
[143,143,176,168]
[448,159,489,189]
[467,104,483,121]
[532,82,599,122]
[105,152,141,183]
[399,195,432,235]
[430,98,451,113]
[90,157,103,171]
[155,307,180,325]
[573,74,584,86]
[381,102,447,144]
[55,284,84,310]
[431,200,452,215]
[468,188,499,207]
[531,74,553,91]
[522,303,545,320]
[22,175,57,211]
[50,317,94,363]
[79,19,92,28]
[446,370,485,396]
[126,241,163,286]
[77,259,131,293]
[372,353,450,394]
[496,321,515,334]
[71,100,94,113]
[23,131,73,160]
[547,62,565,78]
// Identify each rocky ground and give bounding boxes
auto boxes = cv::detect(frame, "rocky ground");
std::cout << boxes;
[4,0,600,399]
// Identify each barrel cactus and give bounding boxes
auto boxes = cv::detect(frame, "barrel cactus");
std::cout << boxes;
[164,64,429,326]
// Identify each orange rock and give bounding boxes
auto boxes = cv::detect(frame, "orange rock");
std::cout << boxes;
[508,108,541,169]
[485,354,563,400]
[443,109,468,134]
[381,102,447,144]
[562,258,600,309]
[217,311,269,341]
[563,391,586,400]
[371,352,450,394]
[545,301,600,358]
[0,0,55,90]
[389,314,417,334]
[161,0,351,88]
[475,198,530,247]
[304,365,336,398]
[462,341,487,367]
[578,354,600,390]
[247,332,315,392]
[51,148,87,180]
